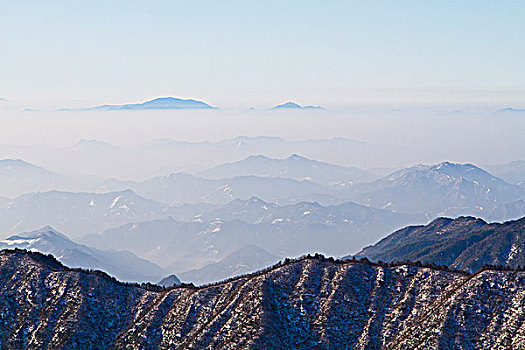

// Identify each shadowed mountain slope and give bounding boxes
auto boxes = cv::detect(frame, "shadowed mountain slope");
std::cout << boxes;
[356,216,525,272]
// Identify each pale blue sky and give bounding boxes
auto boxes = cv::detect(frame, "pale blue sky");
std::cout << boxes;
[1,0,524,107]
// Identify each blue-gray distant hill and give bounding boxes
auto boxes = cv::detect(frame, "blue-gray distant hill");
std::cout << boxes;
[271,101,324,110]
[198,154,378,186]
[67,97,218,111]
[486,160,525,185]
[497,107,525,113]
[178,245,281,285]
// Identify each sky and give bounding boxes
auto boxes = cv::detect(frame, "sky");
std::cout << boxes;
[1,0,524,108]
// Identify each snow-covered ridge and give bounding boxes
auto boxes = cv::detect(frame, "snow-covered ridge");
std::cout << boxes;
[1,249,525,349]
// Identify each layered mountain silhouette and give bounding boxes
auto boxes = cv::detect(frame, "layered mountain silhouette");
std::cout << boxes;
[0,159,60,197]
[0,136,411,179]
[81,197,421,271]
[110,172,338,205]
[0,189,171,237]
[199,154,377,186]
[178,245,281,285]
[0,158,103,198]
[487,160,525,185]
[71,138,121,151]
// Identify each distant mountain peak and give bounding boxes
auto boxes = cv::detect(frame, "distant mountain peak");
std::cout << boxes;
[34,225,58,233]
[431,161,459,171]
[1,158,32,164]
[179,244,281,284]
[112,188,141,197]
[399,161,485,176]
[66,97,218,111]
[274,102,302,109]
[0,158,33,166]
[271,101,324,110]
[431,161,478,170]
[198,152,377,186]
[137,97,217,109]
[498,107,525,113]
[13,226,69,240]
[0,158,54,174]
[434,161,454,168]
[361,161,523,218]
[428,162,492,178]
[157,274,181,287]
[73,139,120,150]
[246,154,271,161]
[287,153,307,161]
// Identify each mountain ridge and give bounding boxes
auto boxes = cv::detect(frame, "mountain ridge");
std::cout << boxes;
[198,153,377,186]
[355,215,525,272]
[2,249,525,349]
[350,161,525,219]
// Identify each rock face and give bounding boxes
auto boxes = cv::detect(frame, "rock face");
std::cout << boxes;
[2,249,525,349]
[356,216,525,272]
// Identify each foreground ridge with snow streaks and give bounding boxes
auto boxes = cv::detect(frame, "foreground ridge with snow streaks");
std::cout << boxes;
[1,250,525,349]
